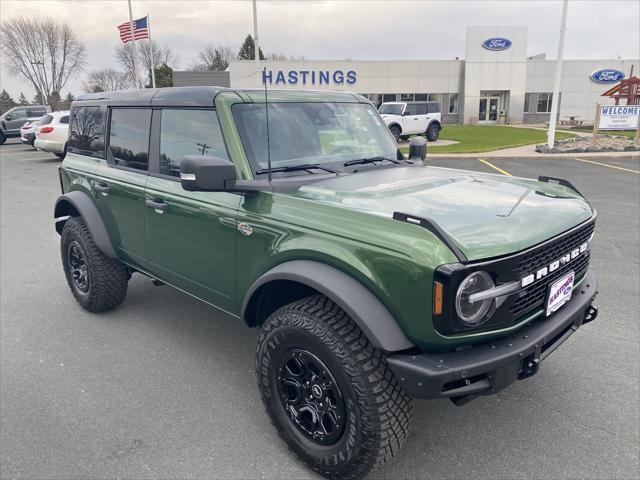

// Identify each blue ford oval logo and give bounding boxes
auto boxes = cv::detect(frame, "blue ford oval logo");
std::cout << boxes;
[482,38,512,51]
[590,68,625,83]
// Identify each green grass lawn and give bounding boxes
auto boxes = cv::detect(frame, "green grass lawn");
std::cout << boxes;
[400,125,575,154]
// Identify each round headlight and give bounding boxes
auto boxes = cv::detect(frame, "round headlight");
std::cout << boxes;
[455,271,495,326]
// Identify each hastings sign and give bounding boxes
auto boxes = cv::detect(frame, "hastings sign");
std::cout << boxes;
[590,68,625,83]
[482,38,512,51]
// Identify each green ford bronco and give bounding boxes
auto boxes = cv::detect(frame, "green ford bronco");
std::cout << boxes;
[54,87,598,479]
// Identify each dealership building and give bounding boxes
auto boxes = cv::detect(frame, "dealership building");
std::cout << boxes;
[174,26,638,125]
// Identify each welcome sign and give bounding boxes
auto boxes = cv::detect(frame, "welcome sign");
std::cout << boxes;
[598,105,639,130]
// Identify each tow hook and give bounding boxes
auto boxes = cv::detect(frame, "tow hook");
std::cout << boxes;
[518,353,540,380]
[583,305,598,325]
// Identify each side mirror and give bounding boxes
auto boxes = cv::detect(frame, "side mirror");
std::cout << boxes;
[180,155,236,192]
[409,137,427,161]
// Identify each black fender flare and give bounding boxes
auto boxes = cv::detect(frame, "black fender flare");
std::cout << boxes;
[427,120,442,130]
[242,260,415,352]
[54,190,118,258]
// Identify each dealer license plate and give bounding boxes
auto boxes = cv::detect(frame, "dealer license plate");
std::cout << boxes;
[546,271,575,316]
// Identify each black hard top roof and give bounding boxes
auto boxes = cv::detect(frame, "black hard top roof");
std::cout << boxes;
[74,86,367,107]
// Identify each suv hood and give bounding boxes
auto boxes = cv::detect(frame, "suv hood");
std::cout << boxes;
[294,166,593,261]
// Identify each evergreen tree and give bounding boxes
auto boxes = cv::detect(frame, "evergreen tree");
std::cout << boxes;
[48,91,62,111]
[18,92,28,105]
[210,49,229,71]
[61,92,75,110]
[237,34,265,60]
[32,92,44,105]
[0,89,15,115]
[146,63,173,88]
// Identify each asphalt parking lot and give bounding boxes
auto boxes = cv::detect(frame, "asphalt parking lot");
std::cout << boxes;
[1,137,638,479]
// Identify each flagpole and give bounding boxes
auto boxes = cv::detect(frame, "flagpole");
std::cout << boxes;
[127,0,139,88]
[147,15,156,88]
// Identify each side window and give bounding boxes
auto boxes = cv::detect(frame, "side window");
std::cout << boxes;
[27,108,46,117]
[427,102,441,114]
[59,115,69,124]
[404,103,416,115]
[108,108,151,171]
[10,108,27,120]
[415,104,428,115]
[69,106,105,158]
[159,109,228,178]
[38,114,53,126]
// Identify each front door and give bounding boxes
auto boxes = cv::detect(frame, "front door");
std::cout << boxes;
[143,108,240,312]
[479,97,499,123]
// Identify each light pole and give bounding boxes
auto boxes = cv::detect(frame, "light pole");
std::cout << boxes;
[253,0,261,87]
[547,0,569,149]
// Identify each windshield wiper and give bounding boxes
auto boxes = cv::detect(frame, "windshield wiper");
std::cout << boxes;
[343,156,401,167]
[255,163,337,175]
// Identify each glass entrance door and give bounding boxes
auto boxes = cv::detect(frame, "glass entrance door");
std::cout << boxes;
[479,97,499,123]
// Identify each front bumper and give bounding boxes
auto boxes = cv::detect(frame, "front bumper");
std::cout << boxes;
[388,268,598,404]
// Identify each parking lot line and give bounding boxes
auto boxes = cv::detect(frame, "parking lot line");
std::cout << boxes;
[478,158,512,176]
[574,157,640,174]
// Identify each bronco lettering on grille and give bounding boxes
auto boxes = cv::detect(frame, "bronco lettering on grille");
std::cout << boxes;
[520,241,589,287]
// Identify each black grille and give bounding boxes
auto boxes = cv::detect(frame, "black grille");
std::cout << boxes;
[513,222,595,276]
[509,221,594,316]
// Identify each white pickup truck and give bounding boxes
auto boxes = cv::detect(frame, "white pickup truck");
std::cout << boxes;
[378,101,442,142]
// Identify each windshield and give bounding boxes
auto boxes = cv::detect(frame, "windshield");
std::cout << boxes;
[233,102,398,174]
[378,103,404,115]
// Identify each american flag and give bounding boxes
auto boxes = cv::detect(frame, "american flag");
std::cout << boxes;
[117,16,149,43]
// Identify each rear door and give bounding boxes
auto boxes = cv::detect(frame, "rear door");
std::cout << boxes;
[143,107,240,311]
[402,103,420,134]
[93,107,151,267]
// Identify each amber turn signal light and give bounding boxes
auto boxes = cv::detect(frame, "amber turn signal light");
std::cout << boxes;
[433,281,443,315]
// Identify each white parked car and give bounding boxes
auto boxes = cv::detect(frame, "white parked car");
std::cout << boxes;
[34,111,70,159]
[20,120,40,148]
[378,101,442,142]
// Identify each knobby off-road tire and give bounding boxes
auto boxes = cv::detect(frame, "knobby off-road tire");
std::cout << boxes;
[256,295,413,480]
[426,123,440,141]
[61,217,129,312]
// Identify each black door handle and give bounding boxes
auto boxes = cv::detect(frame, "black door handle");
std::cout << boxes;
[94,183,111,194]
[145,199,169,212]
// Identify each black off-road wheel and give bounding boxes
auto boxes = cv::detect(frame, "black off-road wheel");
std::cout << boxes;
[426,123,440,141]
[256,295,413,480]
[389,125,401,143]
[61,217,129,312]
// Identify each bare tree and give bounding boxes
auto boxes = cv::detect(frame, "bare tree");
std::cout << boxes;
[0,17,85,105]
[116,39,176,85]
[196,44,234,71]
[267,52,307,61]
[84,68,134,93]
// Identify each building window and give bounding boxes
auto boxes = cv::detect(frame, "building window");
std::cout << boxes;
[537,93,553,113]
[382,94,397,103]
[414,94,428,101]
[448,94,459,113]
[400,93,414,102]
[524,93,530,113]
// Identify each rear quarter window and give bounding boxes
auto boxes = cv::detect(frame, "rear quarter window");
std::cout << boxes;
[69,106,105,158]
[38,115,53,126]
